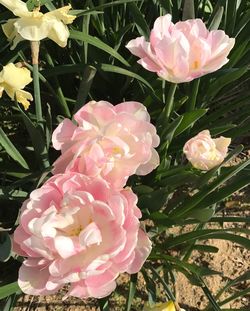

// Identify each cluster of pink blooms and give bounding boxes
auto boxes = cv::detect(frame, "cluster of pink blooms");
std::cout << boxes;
[12,14,233,300]
[13,100,160,299]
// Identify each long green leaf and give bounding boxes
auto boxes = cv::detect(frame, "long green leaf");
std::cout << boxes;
[74,65,97,113]
[128,3,150,38]
[164,230,250,249]
[99,63,155,92]
[125,274,137,311]
[0,283,19,300]
[70,30,130,67]
[0,128,29,170]
[206,67,248,99]
[174,109,207,136]
[171,157,250,218]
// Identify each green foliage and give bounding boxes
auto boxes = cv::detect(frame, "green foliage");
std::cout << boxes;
[0,0,250,310]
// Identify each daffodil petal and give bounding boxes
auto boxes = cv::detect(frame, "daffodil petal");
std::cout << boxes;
[46,17,70,47]
[2,19,24,49]
[0,63,33,109]
[0,0,29,16]
[0,63,32,90]
[143,301,176,311]
[14,15,50,42]
[16,89,33,110]
[46,5,76,25]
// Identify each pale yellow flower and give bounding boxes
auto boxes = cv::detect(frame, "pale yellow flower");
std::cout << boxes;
[0,0,76,49]
[0,63,33,110]
[143,301,186,311]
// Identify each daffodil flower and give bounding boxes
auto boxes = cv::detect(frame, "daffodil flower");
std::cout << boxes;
[0,0,76,49]
[143,301,186,311]
[0,63,33,110]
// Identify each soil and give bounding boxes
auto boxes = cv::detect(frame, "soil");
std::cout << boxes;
[12,189,250,311]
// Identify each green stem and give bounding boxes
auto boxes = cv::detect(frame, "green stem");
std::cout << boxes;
[125,273,137,311]
[165,83,177,122]
[44,51,71,117]
[31,41,43,127]
[31,41,50,169]
[182,223,204,261]
[74,65,97,114]
[186,78,200,112]
[156,83,177,136]
[98,297,109,311]
[33,63,43,126]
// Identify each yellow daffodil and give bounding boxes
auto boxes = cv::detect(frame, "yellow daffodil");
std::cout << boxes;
[0,0,76,49]
[0,63,33,110]
[143,301,186,311]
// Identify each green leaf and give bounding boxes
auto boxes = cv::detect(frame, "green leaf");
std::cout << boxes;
[225,0,237,35]
[187,206,216,222]
[98,298,109,311]
[74,65,97,113]
[141,270,157,305]
[174,109,207,136]
[197,173,250,210]
[99,63,155,92]
[70,30,130,67]
[125,274,137,311]
[193,245,219,253]
[0,127,29,170]
[216,270,250,300]
[0,232,12,262]
[2,294,19,311]
[26,0,40,11]
[128,3,150,38]
[197,145,244,188]
[16,105,50,170]
[158,116,183,152]
[138,188,169,213]
[182,0,195,20]
[150,253,220,278]
[219,287,250,307]
[209,5,224,30]
[146,265,175,301]
[164,230,250,250]
[75,0,143,17]
[206,67,248,99]
[171,156,250,218]
[0,282,19,300]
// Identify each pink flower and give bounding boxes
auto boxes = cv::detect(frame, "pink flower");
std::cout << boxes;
[52,100,160,189]
[183,130,231,170]
[13,173,152,299]
[126,15,235,83]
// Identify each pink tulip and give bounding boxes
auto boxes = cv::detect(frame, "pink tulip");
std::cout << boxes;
[126,15,235,83]
[183,130,231,170]
[13,173,152,298]
[52,100,160,189]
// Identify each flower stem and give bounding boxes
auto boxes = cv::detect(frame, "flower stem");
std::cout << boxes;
[156,83,177,136]
[31,41,50,169]
[165,83,177,121]
[31,41,43,127]
[186,78,200,112]
[44,50,71,117]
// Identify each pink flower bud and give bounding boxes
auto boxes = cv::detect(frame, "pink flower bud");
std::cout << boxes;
[183,130,231,170]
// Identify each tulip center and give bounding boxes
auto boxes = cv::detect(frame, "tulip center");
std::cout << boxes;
[112,146,123,155]
[69,225,83,237]
[192,60,200,70]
